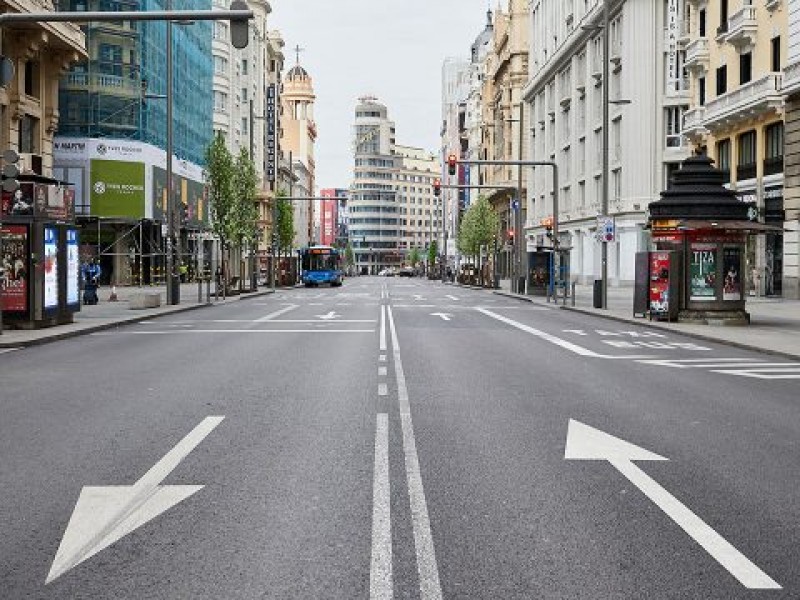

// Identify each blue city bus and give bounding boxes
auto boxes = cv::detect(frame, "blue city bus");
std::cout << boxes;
[300,245,343,287]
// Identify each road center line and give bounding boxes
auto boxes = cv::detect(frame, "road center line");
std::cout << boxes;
[378,383,388,396]
[380,305,387,352]
[386,306,443,600]
[371,414,392,599]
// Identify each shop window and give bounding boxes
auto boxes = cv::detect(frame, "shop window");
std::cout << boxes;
[737,130,757,181]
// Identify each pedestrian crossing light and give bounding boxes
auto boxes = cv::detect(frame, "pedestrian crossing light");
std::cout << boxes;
[433,178,441,197]
[1,148,20,193]
[447,154,457,176]
[229,0,251,49]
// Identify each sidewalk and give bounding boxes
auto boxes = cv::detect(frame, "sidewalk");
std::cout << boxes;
[491,280,800,360]
[0,282,274,348]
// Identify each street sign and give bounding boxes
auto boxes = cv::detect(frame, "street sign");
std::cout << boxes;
[564,419,781,590]
[597,216,615,243]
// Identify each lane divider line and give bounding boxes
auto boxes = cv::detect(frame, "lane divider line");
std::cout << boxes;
[380,305,387,352]
[386,306,443,600]
[370,413,392,600]
[255,304,298,322]
[378,383,388,397]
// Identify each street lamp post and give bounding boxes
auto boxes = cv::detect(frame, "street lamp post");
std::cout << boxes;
[601,0,610,310]
[165,0,178,305]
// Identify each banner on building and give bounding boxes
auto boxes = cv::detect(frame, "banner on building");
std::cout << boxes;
[90,159,146,218]
[266,84,277,183]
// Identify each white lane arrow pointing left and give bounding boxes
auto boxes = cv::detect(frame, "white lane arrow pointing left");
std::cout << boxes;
[565,419,780,590]
[431,312,452,321]
[316,311,340,320]
[46,416,225,584]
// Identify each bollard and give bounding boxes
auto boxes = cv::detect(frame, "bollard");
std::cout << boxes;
[206,278,211,304]
[198,278,202,304]
[571,282,576,307]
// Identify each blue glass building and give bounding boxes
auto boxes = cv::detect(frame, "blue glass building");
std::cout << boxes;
[57,0,213,166]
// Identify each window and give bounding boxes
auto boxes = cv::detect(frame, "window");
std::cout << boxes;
[242,118,248,134]
[213,21,228,41]
[771,37,781,72]
[241,59,248,75]
[739,52,752,85]
[716,65,727,96]
[737,130,756,180]
[719,0,728,32]
[241,88,248,103]
[716,138,731,183]
[18,114,38,153]
[699,9,706,37]
[698,77,706,106]
[213,90,228,113]
[764,122,784,176]
[214,55,228,74]
[665,107,684,147]
[23,61,40,98]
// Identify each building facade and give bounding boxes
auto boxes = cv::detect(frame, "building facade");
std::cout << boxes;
[525,0,692,286]
[394,145,440,257]
[0,0,86,177]
[683,0,787,297]
[784,0,800,299]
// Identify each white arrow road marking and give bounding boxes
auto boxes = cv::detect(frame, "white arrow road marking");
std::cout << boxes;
[430,313,452,321]
[316,311,341,320]
[413,294,425,301]
[255,304,298,322]
[445,295,459,301]
[0,348,20,354]
[565,419,781,590]
[47,416,225,584]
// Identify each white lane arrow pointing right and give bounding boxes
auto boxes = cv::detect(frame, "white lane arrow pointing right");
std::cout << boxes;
[430,312,452,321]
[46,416,224,584]
[316,311,341,320]
[565,419,781,590]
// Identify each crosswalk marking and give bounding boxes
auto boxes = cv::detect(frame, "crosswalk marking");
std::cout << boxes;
[637,357,800,380]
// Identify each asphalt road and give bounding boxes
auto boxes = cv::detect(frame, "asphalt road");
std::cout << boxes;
[1,276,799,599]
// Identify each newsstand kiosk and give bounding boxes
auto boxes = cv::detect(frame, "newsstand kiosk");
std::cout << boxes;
[640,154,782,324]
[1,181,80,330]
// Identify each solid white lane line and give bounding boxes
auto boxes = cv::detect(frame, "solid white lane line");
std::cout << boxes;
[378,383,388,396]
[268,319,377,323]
[386,306,443,600]
[380,305,387,352]
[379,355,387,362]
[713,369,800,379]
[0,348,20,354]
[643,361,794,369]
[92,330,375,335]
[255,304,298,322]
[378,366,388,377]
[371,414,392,600]
[445,295,459,301]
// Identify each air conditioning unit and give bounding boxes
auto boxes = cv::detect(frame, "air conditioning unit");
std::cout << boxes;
[18,153,43,175]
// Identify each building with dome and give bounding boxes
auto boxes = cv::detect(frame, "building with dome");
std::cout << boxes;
[281,54,318,249]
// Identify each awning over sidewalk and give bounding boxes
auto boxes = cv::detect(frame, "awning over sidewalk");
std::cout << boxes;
[673,219,785,233]
[19,173,73,186]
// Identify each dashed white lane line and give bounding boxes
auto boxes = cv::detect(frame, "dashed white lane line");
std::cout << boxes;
[386,306,443,600]
[379,305,387,352]
[378,366,387,377]
[378,383,388,396]
[371,414,392,599]
[254,304,298,322]
[379,355,387,362]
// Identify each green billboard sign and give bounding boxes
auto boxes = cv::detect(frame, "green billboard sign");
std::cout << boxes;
[90,159,146,218]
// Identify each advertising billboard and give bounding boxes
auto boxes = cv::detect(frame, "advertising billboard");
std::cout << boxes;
[43,226,59,310]
[690,243,716,301]
[723,246,742,301]
[1,224,29,312]
[90,159,146,218]
[67,229,80,306]
[152,166,209,228]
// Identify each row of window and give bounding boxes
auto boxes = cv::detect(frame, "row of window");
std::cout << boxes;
[713,122,784,183]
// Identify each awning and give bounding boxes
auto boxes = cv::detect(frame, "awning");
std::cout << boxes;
[19,173,73,186]
[675,219,785,233]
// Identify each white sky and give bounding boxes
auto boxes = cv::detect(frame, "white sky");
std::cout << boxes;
[272,0,492,190]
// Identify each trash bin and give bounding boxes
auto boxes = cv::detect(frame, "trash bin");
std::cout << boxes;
[593,279,602,308]
[518,276,526,294]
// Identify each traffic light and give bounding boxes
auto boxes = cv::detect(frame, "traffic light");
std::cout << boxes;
[1,149,20,193]
[433,178,441,197]
[447,154,457,176]
[545,223,553,239]
[229,0,251,49]
[507,229,515,245]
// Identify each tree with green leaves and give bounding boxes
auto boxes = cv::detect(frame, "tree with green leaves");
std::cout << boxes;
[457,195,499,285]
[344,241,355,267]
[407,246,421,268]
[427,240,438,276]
[275,189,294,258]
[231,147,259,290]
[205,133,235,293]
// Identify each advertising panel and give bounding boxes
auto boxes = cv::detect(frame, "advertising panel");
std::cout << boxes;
[690,243,716,301]
[1,183,35,217]
[152,166,208,228]
[722,246,742,301]
[649,251,671,313]
[1,224,29,312]
[43,227,59,310]
[90,159,146,218]
[67,229,80,306]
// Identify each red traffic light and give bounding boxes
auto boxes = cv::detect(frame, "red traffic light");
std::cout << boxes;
[433,178,441,197]
[447,154,457,176]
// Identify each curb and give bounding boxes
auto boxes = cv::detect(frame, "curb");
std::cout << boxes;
[0,289,275,349]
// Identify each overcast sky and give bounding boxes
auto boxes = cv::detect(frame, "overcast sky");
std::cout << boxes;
[272,0,492,190]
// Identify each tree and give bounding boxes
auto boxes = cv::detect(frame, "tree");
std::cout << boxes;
[344,241,355,267]
[205,133,235,292]
[427,240,438,269]
[275,189,294,257]
[231,147,259,290]
[457,195,499,284]
[407,246,421,267]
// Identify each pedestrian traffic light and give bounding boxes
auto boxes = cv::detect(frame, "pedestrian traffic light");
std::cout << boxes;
[433,178,441,197]
[1,149,20,193]
[229,0,251,49]
[447,154,457,176]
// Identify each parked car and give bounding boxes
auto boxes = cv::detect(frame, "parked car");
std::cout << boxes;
[398,266,415,277]
[378,268,396,277]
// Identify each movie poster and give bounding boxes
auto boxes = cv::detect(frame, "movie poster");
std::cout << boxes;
[1,225,29,312]
[43,227,59,310]
[67,229,80,306]
[649,251,671,313]
[690,244,717,301]
[723,246,742,301]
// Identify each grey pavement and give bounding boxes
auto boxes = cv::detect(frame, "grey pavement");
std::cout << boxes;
[492,278,800,360]
[0,282,275,348]
[1,277,799,598]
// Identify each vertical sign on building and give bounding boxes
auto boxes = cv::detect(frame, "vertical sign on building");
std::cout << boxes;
[266,84,277,183]
[666,0,680,94]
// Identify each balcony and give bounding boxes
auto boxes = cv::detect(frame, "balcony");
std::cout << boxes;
[62,72,140,97]
[724,6,757,50]
[765,0,782,13]
[763,156,784,176]
[783,59,800,96]
[702,73,783,132]
[684,38,709,74]
[737,162,757,181]
[682,106,707,139]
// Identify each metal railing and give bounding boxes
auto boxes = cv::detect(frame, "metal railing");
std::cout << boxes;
[704,73,783,126]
